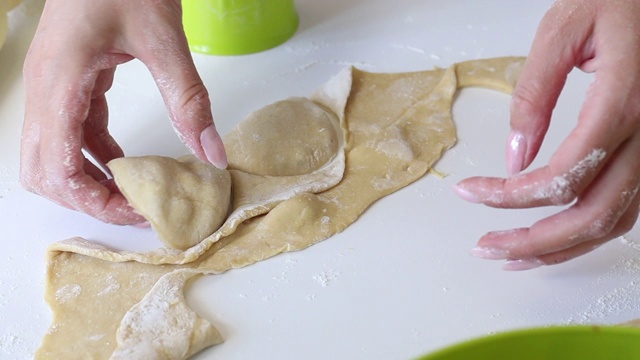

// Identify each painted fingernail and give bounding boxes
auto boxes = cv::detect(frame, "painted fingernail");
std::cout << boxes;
[470,246,509,260]
[452,184,482,203]
[133,221,151,229]
[506,130,526,177]
[503,258,544,271]
[200,124,228,169]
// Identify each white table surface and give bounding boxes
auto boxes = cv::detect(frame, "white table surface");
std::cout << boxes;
[3,0,640,359]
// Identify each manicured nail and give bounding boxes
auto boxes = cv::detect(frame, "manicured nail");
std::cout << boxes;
[503,258,544,271]
[506,130,526,177]
[470,246,509,260]
[452,184,482,203]
[200,124,228,169]
[133,221,151,229]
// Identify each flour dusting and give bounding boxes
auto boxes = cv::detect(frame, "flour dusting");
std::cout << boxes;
[535,149,606,202]
[111,270,222,359]
[97,275,121,297]
[312,268,341,287]
[55,284,81,304]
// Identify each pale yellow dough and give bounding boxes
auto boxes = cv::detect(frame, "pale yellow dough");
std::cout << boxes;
[37,57,525,359]
[0,0,23,50]
[108,156,232,250]
[0,12,7,50]
[3,0,22,11]
[224,97,341,176]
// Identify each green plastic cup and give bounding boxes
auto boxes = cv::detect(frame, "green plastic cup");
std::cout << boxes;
[182,0,299,55]
[419,326,640,360]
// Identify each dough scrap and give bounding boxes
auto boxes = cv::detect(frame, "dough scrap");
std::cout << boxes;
[37,57,525,359]
[108,156,232,250]
[110,270,223,359]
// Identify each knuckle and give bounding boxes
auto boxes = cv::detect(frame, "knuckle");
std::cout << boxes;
[549,191,577,206]
[613,211,638,236]
[19,173,38,193]
[586,221,613,240]
[583,210,623,240]
[171,81,212,132]
[179,82,209,110]
[546,180,578,206]
[510,89,540,115]
[19,165,43,194]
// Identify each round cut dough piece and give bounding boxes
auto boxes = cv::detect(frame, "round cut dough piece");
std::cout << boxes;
[108,156,232,250]
[224,97,340,176]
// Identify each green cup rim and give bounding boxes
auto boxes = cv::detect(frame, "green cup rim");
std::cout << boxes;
[182,0,299,56]
[419,325,640,360]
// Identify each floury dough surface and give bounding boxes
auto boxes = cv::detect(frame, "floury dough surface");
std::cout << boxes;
[37,57,525,359]
[108,156,232,250]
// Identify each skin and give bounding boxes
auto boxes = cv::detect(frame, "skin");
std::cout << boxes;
[454,0,640,270]
[20,0,227,225]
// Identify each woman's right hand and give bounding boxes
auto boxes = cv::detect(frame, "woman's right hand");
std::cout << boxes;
[20,0,227,224]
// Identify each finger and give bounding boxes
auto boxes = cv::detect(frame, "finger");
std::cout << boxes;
[82,157,107,182]
[456,54,640,209]
[471,133,640,263]
[539,173,640,267]
[92,67,116,98]
[507,3,596,176]
[128,7,227,168]
[41,120,143,224]
[34,62,144,224]
[536,204,638,268]
[21,0,142,224]
[83,93,124,171]
[454,147,608,208]
[501,190,640,271]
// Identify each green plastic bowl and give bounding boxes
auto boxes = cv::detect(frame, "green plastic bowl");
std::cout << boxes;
[419,326,640,360]
[182,0,298,55]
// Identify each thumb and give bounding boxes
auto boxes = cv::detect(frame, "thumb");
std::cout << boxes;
[141,25,227,168]
[507,2,594,176]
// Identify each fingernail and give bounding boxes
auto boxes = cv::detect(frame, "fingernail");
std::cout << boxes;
[200,124,228,169]
[503,258,544,271]
[133,221,151,229]
[506,130,526,177]
[470,246,509,260]
[452,184,482,203]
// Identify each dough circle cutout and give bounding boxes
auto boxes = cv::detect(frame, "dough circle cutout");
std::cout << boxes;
[224,97,340,176]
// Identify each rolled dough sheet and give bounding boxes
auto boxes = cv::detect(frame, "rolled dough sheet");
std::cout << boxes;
[36,57,524,359]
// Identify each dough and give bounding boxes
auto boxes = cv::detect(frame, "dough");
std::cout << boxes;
[110,270,223,359]
[0,11,7,50]
[2,0,22,11]
[37,57,525,359]
[108,156,232,250]
[0,0,23,50]
[224,97,341,176]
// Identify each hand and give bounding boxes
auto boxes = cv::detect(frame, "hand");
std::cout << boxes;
[20,0,227,225]
[454,0,640,270]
